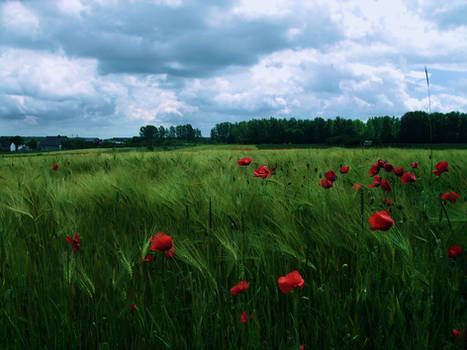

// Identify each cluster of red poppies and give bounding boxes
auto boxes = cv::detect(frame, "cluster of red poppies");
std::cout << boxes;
[236,156,462,255]
[230,271,305,348]
[223,271,305,324]
[238,157,278,179]
[59,153,462,345]
[317,167,349,189]
[368,158,417,184]
[238,156,463,343]
[319,168,345,189]
[442,191,460,204]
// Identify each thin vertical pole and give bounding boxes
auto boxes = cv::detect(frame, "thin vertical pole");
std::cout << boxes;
[424,66,433,173]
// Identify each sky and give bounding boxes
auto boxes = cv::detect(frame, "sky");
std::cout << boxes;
[0,0,466,138]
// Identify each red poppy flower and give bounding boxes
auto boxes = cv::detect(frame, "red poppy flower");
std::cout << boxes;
[254,165,275,179]
[278,270,305,294]
[377,159,386,168]
[319,178,333,189]
[325,169,337,181]
[432,161,449,176]
[442,191,460,204]
[384,163,394,172]
[393,167,404,177]
[164,246,176,259]
[141,255,154,262]
[369,210,394,231]
[240,311,252,324]
[381,179,391,193]
[230,281,249,296]
[353,184,363,190]
[52,163,59,172]
[382,198,394,206]
[300,346,305,350]
[410,162,419,168]
[401,172,416,183]
[448,246,462,258]
[452,329,461,339]
[237,157,253,166]
[130,303,137,311]
[340,166,349,174]
[65,233,80,251]
[368,175,381,188]
[149,232,173,251]
[369,163,380,177]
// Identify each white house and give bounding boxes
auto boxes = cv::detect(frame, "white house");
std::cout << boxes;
[18,144,30,151]
[10,143,16,152]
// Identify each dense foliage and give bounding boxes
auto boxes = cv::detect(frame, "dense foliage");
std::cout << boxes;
[0,147,465,349]
[211,111,467,145]
[140,124,202,142]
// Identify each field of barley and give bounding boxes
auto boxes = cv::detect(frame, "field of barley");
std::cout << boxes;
[0,146,466,349]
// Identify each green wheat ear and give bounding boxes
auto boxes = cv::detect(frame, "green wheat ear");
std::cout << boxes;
[76,268,95,298]
[0,147,465,348]
[117,248,133,279]
[61,251,75,285]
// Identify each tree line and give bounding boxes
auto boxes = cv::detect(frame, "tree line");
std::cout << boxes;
[210,111,467,145]
[139,124,202,142]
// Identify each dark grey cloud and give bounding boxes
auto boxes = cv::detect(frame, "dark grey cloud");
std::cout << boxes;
[0,0,466,138]
[407,1,467,30]
[2,0,342,78]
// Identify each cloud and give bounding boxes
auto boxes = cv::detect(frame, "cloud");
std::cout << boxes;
[1,2,40,34]
[0,0,466,138]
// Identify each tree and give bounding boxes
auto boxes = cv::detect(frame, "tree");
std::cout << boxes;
[9,136,24,147]
[185,124,195,141]
[27,139,38,150]
[169,126,176,139]
[208,112,466,145]
[399,111,429,143]
[139,125,158,139]
[159,126,167,139]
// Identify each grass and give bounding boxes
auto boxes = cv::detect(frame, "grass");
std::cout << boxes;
[0,147,466,349]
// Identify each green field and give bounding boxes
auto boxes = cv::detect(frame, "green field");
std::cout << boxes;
[0,147,466,349]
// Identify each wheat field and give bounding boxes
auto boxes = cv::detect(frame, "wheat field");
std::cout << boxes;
[0,147,465,349]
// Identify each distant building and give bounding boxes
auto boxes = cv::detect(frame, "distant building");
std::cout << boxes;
[17,144,30,152]
[105,138,131,145]
[363,140,373,147]
[10,143,16,152]
[40,136,68,151]
[83,138,100,143]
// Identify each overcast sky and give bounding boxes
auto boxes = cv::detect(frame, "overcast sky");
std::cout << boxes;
[1,0,466,138]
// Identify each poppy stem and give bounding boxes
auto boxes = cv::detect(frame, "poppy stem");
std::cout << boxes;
[360,189,364,234]
[439,199,453,232]
[292,291,300,345]
[185,204,190,234]
[209,197,212,233]
[241,214,247,279]
[438,205,443,224]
